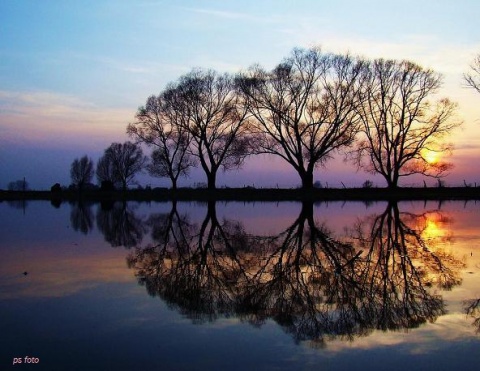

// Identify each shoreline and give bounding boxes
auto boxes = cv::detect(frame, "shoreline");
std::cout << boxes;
[1,187,480,202]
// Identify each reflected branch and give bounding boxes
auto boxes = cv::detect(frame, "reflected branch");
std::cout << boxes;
[464,298,480,334]
[127,201,465,347]
[70,201,94,235]
[96,202,146,248]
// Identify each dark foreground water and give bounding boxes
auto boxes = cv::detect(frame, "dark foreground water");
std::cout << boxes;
[1,200,479,371]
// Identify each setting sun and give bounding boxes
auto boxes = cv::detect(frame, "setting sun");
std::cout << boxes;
[422,149,441,165]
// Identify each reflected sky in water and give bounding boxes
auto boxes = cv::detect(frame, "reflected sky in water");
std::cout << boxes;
[1,200,479,370]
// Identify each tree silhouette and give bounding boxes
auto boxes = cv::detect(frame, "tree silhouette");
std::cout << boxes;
[464,54,480,94]
[127,93,196,190]
[236,48,366,189]
[168,69,252,190]
[70,155,94,190]
[96,153,117,187]
[350,59,460,188]
[97,142,146,191]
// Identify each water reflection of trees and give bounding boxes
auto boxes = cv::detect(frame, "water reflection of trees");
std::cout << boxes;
[69,201,147,247]
[127,201,251,322]
[6,199,29,212]
[464,298,480,334]
[70,201,94,235]
[349,203,464,334]
[96,202,146,248]
[126,201,465,347]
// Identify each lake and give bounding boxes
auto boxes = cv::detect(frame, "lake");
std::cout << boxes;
[1,199,480,370]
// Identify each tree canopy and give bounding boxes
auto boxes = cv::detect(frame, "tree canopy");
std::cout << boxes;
[236,48,367,188]
[350,59,459,188]
[464,53,480,94]
[70,155,94,190]
[124,47,461,190]
[97,142,146,190]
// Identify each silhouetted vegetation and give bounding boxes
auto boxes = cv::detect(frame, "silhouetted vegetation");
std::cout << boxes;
[1,47,471,196]
[464,53,480,94]
[8,179,29,191]
[97,142,146,191]
[50,183,62,193]
[124,47,463,191]
[70,155,94,190]
[349,59,459,188]
[128,93,196,190]
[2,185,480,203]
[160,69,252,190]
[236,48,366,189]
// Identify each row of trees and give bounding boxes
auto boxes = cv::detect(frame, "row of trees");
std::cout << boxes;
[127,47,464,190]
[69,48,478,191]
[70,142,146,191]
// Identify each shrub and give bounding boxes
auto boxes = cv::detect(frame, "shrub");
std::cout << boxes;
[362,180,374,188]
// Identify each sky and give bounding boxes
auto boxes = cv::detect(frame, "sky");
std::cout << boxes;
[1,0,479,190]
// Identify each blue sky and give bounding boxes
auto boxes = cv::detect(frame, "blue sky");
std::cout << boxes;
[1,0,479,189]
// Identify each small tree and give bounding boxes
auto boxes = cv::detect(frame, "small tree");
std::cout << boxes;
[98,142,146,191]
[464,54,480,94]
[96,155,117,188]
[351,59,460,188]
[127,92,195,190]
[70,155,94,190]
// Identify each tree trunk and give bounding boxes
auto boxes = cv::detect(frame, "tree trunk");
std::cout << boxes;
[300,171,314,190]
[207,171,217,190]
[206,200,217,222]
[300,201,314,222]
[387,175,399,189]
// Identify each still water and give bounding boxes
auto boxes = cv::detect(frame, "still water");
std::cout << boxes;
[1,199,479,370]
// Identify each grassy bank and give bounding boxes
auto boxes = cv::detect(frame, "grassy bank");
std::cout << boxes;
[1,186,480,202]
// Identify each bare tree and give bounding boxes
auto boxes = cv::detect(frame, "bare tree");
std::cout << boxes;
[98,142,146,191]
[351,59,460,188]
[127,92,196,190]
[170,69,251,190]
[70,155,94,190]
[464,54,480,93]
[236,48,366,189]
[96,154,117,186]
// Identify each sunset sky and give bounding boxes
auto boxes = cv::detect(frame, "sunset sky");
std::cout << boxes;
[1,0,479,189]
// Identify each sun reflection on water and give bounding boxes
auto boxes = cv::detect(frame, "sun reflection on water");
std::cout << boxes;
[421,212,452,243]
